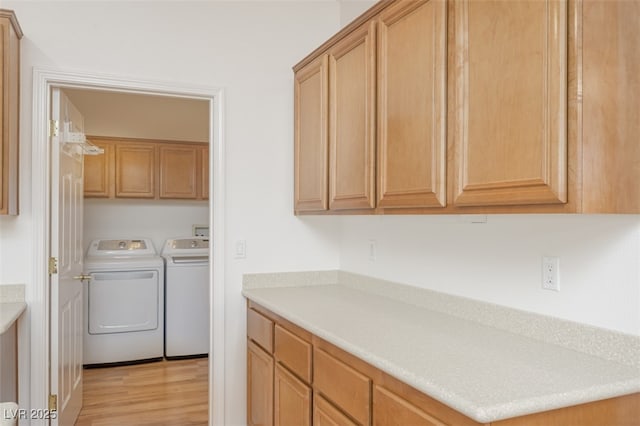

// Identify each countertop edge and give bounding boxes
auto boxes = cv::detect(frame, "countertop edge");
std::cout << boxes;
[0,302,27,334]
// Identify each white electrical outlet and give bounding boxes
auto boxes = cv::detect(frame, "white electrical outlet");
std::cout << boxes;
[542,256,560,291]
[368,240,377,261]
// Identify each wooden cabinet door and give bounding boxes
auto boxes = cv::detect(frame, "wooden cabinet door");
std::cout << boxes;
[294,55,329,212]
[115,142,156,198]
[201,146,209,200]
[328,21,376,210]
[159,144,198,199]
[452,0,567,207]
[377,0,447,209]
[274,364,311,426]
[248,340,274,426]
[84,140,113,198]
[314,394,358,426]
[0,11,21,215]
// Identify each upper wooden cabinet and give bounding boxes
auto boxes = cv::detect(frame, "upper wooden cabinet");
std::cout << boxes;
[328,21,376,210]
[0,10,22,216]
[115,142,156,198]
[293,0,640,215]
[159,144,198,199]
[377,0,447,209]
[201,146,209,200]
[84,137,208,201]
[452,0,567,207]
[83,140,114,198]
[580,0,640,213]
[294,55,329,212]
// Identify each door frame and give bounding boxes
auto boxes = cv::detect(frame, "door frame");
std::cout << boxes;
[31,68,225,425]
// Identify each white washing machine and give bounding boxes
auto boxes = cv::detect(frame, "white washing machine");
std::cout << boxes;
[162,237,209,358]
[84,238,164,365]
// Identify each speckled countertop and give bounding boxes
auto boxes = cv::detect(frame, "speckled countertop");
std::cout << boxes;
[0,284,26,334]
[242,271,640,423]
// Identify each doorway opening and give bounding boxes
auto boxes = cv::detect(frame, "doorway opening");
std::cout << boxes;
[30,69,225,425]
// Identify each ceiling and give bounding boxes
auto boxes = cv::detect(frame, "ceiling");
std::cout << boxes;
[64,88,210,143]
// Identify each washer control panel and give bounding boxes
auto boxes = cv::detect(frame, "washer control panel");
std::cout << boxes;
[87,238,157,257]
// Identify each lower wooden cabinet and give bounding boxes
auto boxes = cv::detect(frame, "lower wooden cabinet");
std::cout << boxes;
[274,324,312,383]
[247,300,640,426]
[275,363,312,426]
[314,394,358,426]
[247,340,274,426]
[373,385,445,426]
[314,347,371,425]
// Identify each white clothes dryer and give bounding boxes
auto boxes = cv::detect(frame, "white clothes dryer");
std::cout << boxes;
[162,237,209,358]
[83,238,164,366]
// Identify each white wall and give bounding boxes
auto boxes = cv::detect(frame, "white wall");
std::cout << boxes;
[0,2,343,424]
[83,199,209,254]
[339,0,377,26]
[340,214,640,335]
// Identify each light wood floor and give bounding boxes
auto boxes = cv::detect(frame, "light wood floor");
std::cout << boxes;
[75,358,208,426]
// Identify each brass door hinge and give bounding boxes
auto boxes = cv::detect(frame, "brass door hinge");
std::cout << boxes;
[49,257,58,275]
[49,394,58,411]
[49,120,59,137]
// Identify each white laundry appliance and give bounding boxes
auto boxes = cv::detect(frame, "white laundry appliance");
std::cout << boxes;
[162,237,210,358]
[83,238,164,365]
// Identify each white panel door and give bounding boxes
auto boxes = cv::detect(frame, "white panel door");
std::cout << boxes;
[50,88,85,426]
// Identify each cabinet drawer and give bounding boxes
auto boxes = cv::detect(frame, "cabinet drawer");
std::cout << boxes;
[247,308,274,353]
[314,347,371,425]
[373,385,445,426]
[275,324,312,383]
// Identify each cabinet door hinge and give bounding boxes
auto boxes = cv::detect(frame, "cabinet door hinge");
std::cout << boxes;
[49,120,59,137]
[49,257,58,275]
[49,394,58,411]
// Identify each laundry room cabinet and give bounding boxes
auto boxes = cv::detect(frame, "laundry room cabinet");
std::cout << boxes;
[115,142,157,198]
[83,139,114,198]
[159,144,198,199]
[293,0,640,215]
[0,10,22,216]
[200,146,209,200]
[83,136,209,201]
